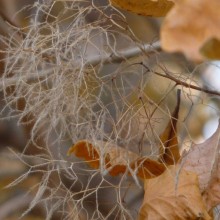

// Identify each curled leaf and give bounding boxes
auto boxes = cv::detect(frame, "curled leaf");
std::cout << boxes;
[68,140,166,178]
[68,140,100,169]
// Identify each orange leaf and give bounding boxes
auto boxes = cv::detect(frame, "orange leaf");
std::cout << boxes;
[131,157,166,179]
[68,140,167,179]
[68,140,100,169]
[102,141,139,176]
[161,0,220,61]
[110,0,174,17]
[68,140,139,175]
[159,89,181,165]
[138,166,211,220]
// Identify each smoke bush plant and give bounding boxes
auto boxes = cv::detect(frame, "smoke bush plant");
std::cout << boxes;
[0,0,206,219]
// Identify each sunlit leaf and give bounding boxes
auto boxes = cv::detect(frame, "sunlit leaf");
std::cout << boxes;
[138,166,211,220]
[110,0,174,17]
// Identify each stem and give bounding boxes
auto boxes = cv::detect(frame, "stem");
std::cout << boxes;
[140,63,220,97]
[86,41,161,66]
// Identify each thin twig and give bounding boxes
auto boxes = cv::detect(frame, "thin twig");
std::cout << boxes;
[0,41,160,89]
[86,41,161,66]
[140,62,220,97]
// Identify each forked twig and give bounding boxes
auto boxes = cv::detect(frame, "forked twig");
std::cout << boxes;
[140,62,220,97]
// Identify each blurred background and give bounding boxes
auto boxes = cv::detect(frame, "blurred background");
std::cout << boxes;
[0,0,220,219]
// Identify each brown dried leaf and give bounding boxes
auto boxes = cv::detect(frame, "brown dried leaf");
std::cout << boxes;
[138,166,211,220]
[68,140,166,178]
[182,120,220,210]
[182,122,220,190]
[203,160,220,211]
[110,0,174,17]
[161,0,220,61]
[159,90,181,165]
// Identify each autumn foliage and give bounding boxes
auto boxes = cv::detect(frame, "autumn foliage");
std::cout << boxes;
[69,91,220,219]
[67,1,220,219]
[111,0,220,61]
[1,0,220,219]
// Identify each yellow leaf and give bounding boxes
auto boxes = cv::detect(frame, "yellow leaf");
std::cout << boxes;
[138,166,211,220]
[110,0,174,17]
[161,0,220,61]
[159,90,181,165]
[68,140,166,178]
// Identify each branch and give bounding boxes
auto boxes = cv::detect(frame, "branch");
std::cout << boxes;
[0,41,160,89]
[140,63,220,97]
[86,41,161,66]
